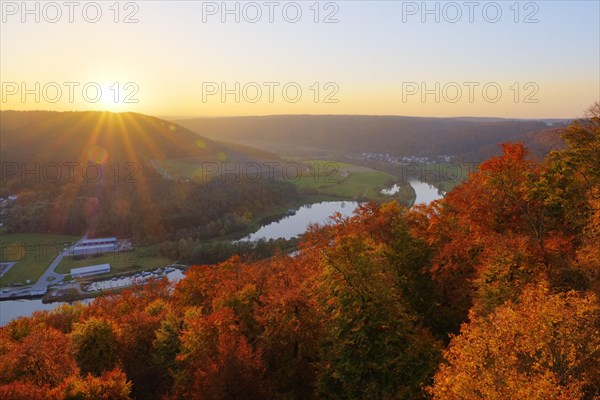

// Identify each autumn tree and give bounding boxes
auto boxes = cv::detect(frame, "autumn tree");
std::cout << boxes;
[413,141,591,321]
[117,298,170,399]
[316,203,441,400]
[39,303,86,334]
[1,326,77,387]
[429,285,600,400]
[71,317,120,376]
[1,105,598,399]
[173,307,270,400]
[255,253,323,399]
[54,368,132,400]
[0,381,54,400]
[577,195,600,293]
[561,102,600,292]
[151,312,183,394]
[561,102,600,187]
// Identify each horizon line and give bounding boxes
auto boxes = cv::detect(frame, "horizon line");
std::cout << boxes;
[0,109,578,121]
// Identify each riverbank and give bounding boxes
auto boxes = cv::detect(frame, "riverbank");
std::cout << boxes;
[0,177,443,325]
[0,265,187,304]
[43,265,187,303]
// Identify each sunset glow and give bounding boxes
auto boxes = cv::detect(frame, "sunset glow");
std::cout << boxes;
[1,2,600,398]
[1,1,598,118]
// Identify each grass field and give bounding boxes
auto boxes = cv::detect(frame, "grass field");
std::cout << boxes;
[151,153,279,182]
[152,158,221,181]
[153,157,415,204]
[55,247,172,275]
[284,159,415,204]
[0,233,78,287]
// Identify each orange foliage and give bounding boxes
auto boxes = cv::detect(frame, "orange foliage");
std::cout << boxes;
[0,381,54,400]
[1,327,77,387]
[429,285,600,400]
[54,368,132,400]
[1,111,599,399]
[174,307,270,400]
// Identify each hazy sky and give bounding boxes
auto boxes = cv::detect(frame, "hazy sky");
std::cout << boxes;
[1,0,598,118]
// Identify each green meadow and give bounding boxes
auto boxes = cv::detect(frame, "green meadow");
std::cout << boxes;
[0,233,77,286]
[285,159,415,204]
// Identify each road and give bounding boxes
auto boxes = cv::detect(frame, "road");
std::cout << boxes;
[0,236,85,299]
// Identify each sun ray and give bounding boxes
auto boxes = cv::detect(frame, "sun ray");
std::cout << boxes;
[121,113,167,161]
[115,113,159,227]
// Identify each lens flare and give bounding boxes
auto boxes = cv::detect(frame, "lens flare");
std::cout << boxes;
[88,146,108,164]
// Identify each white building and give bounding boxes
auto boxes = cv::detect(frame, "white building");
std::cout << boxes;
[70,237,117,257]
[71,263,111,278]
[79,238,117,246]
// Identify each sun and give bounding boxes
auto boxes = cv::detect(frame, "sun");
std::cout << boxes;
[95,82,124,111]
[92,81,139,112]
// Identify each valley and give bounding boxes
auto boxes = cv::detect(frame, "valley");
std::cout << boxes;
[1,111,558,301]
[0,111,454,320]
[2,3,598,397]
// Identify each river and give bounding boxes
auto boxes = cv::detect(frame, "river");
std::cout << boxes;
[0,299,67,326]
[242,178,443,242]
[408,179,445,205]
[0,179,444,325]
[242,201,359,241]
[0,269,185,326]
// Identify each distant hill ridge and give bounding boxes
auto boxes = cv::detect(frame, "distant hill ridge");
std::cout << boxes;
[0,111,279,170]
[174,114,567,160]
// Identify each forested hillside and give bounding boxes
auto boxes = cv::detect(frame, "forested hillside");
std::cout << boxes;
[176,115,566,161]
[0,105,598,399]
[1,111,278,171]
[0,111,298,244]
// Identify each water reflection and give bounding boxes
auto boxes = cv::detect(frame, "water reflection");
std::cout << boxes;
[380,180,444,205]
[0,299,63,326]
[243,201,359,241]
[409,179,444,205]
[381,184,401,195]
